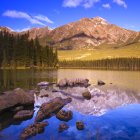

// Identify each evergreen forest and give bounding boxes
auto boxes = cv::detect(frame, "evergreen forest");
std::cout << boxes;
[59,58,140,70]
[0,30,58,68]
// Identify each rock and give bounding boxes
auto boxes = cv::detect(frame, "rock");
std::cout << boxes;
[26,90,40,94]
[58,123,69,133]
[10,106,24,112]
[58,78,90,87]
[58,78,68,86]
[14,110,33,120]
[19,121,49,139]
[40,94,48,98]
[36,105,40,108]
[35,97,72,122]
[0,88,34,113]
[37,81,55,86]
[76,120,85,130]
[56,109,73,121]
[0,135,2,138]
[82,91,91,100]
[52,89,59,92]
[98,80,105,85]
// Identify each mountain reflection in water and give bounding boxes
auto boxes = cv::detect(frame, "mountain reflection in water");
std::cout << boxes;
[0,69,140,140]
[35,85,140,117]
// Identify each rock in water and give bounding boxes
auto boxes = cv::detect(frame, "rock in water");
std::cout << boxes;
[82,91,91,100]
[19,121,49,139]
[76,120,85,130]
[35,97,72,122]
[0,88,34,113]
[98,80,105,85]
[56,109,73,121]
[58,123,69,133]
[14,110,33,120]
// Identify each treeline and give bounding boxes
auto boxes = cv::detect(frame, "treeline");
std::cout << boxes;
[59,58,140,70]
[0,30,58,68]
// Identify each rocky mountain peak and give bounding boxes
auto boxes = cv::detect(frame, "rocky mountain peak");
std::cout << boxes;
[91,17,110,25]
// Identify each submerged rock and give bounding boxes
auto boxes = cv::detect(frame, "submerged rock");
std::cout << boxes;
[56,109,73,122]
[82,91,91,100]
[35,97,72,122]
[14,110,34,120]
[76,120,85,130]
[0,88,34,113]
[98,80,105,85]
[58,123,69,133]
[10,106,24,112]
[19,121,49,139]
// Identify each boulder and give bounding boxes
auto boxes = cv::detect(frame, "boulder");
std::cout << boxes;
[10,106,24,112]
[0,88,34,113]
[56,109,73,121]
[19,121,49,139]
[58,123,69,133]
[98,80,105,85]
[58,78,90,87]
[76,120,85,130]
[58,78,68,86]
[35,97,72,122]
[82,91,91,100]
[14,110,33,120]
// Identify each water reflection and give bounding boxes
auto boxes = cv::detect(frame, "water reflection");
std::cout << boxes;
[0,69,140,140]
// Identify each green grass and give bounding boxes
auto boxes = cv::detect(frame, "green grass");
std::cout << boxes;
[58,42,140,60]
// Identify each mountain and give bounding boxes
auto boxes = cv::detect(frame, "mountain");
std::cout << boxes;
[1,17,140,50]
[39,17,140,49]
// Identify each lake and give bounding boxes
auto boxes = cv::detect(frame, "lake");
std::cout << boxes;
[0,69,140,140]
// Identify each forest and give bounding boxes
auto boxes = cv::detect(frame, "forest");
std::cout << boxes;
[59,58,140,70]
[0,30,140,70]
[0,30,58,68]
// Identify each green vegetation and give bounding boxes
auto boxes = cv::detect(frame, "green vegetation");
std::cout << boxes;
[0,30,58,69]
[59,57,140,70]
[58,42,140,60]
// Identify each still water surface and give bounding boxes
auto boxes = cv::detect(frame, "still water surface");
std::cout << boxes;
[0,69,140,140]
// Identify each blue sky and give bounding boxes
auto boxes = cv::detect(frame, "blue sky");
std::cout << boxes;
[0,0,140,32]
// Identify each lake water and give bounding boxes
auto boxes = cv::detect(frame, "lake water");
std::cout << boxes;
[0,69,140,140]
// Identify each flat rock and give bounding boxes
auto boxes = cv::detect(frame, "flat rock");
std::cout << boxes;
[76,120,85,130]
[58,123,69,133]
[82,91,91,100]
[19,121,49,139]
[35,97,72,122]
[14,110,33,120]
[0,88,34,113]
[10,106,24,112]
[56,109,73,122]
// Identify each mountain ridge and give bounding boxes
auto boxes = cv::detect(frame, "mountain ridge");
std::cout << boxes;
[1,17,140,50]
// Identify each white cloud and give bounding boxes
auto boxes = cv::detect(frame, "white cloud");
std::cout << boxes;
[33,14,54,23]
[102,3,111,9]
[15,26,31,32]
[54,9,60,14]
[2,10,46,25]
[113,0,127,8]
[62,0,100,8]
